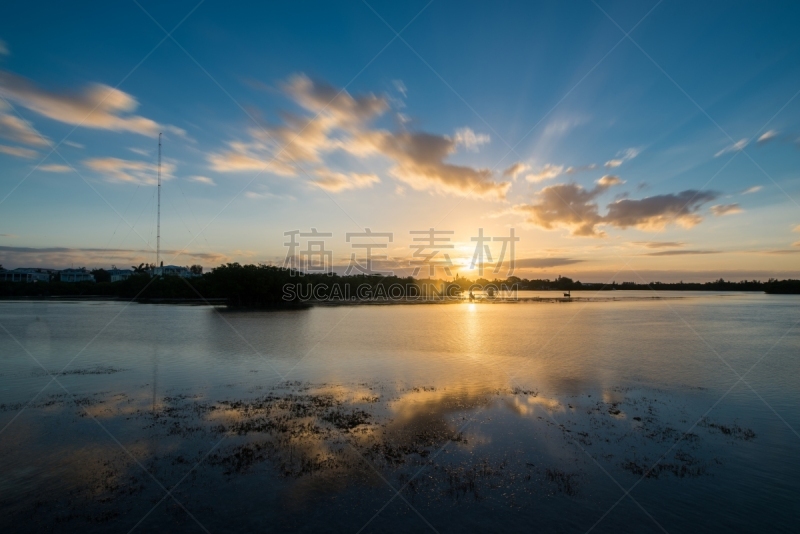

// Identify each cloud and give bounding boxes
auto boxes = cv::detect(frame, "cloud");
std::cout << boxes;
[710,203,742,216]
[243,187,295,201]
[757,130,778,144]
[0,40,8,56]
[515,179,719,237]
[209,74,388,175]
[0,103,47,146]
[210,74,509,199]
[312,169,379,192]
[715,138,748,157]
[0,144,36,158]
[525,163,564,183]
[522,163,596,182]
[0,245,225,268]
[597,175,624,187]
[643,250,721,256]
[512,257,586,268]
[512,178,623,237]
[38,163,71,173]
[188,175,215,186]
[392,80,407,97]
[353,130,510,198]
[631,241,685,249]
[757,248,800,254]
[605,190,719,231]
[566,163,597,174]
[64,141,83,149]
[84,157,175,185]
[0,70,184,137]
[741,185,762,195]
[604,147,639,168]
[502,162,529,180]
[793,224,800,233]
[453,127,490,152]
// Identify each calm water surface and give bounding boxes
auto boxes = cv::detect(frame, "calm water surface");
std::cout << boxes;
[1,293,798,532]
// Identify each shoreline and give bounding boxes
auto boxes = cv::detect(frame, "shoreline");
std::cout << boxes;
[0,291,782,308]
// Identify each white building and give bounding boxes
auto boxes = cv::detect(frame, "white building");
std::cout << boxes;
[59,268,95,283]
[152,265,199,278]
[0,268,52,282]
[107,268,134,282]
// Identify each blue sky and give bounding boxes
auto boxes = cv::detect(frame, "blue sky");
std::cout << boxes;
[0,0,798,281]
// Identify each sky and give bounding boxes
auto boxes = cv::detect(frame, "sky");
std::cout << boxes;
[0,0,798,282]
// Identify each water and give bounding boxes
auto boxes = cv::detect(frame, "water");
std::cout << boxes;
[1,294,798,532]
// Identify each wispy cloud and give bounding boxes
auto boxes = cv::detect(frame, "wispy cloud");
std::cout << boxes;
[566,163,597,174]
[0,144,36,158]
[643,250,721,256]
[513,257,586,268]
[631,241,686,249]
[453,127,490,152]
[757,130,778,144]
[522,162,598,182]
[84,157,175,185]
[0,69,184,137]
[715,138,748,157]
[741,185,762,195]
[710,203,742,216]
[188,175,215,186]
[0,39,8,56]
[129,147,150,157]
[525,163,564,183]
[38,163,71,173]
[604,147,639,168]
[392,80,407,98]
[756,248,800,255]
[0,101,47,146]
[312,169,379,192]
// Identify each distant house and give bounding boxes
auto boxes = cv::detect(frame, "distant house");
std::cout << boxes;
[107,268,134,282]
[59,268,95,283]
[153,265,197,278]
[0,268,52,283]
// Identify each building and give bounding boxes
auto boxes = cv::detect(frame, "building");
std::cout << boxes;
[107,268,134,282]
[0,268,52,283]
[59,268,95,283]
[152,265,198,278]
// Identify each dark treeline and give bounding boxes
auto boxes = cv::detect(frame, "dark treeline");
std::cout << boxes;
[500,276,797,293]
[0,264,423,308]
[1,264,799,307]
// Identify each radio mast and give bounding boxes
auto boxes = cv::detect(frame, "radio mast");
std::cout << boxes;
[156,133,161,271]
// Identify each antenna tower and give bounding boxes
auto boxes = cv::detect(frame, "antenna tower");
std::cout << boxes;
[156,133,161,270]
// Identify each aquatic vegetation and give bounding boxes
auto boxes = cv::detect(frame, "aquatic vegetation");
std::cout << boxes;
[0,379,763,532]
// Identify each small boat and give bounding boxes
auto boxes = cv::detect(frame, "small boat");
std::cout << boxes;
[563,290,571,298]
